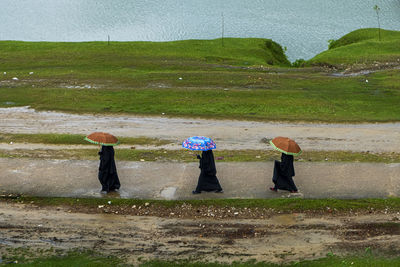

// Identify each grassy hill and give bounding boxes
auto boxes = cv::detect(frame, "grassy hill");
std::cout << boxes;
[1,35,400,122]
[0,38,289,80]
[308,28,400,66]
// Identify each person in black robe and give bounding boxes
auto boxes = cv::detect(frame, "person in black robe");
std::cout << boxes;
[98,145,121,193]
[270,153,298,193]
[192,150,223,194]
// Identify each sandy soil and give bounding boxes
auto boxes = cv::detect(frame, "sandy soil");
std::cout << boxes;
[1,106,400,152]
[0,202,399,265]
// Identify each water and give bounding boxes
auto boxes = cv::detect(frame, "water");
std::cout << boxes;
[1,0,399,61]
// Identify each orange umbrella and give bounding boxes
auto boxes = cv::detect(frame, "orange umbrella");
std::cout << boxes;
[84,132,119,146]
[270,136,301,156]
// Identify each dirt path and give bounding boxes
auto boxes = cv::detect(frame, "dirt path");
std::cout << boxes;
[0,202,399,265]
[1,106,400,152]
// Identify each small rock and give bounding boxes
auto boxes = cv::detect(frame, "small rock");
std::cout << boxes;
[140,159,145,162]
[132,205,136,209]
[234,212,239,215]
[145,202,150,207]
[29,72,34,75]
[12,77,18,81]
[130,146,136,150]
[9,142,13,145]
[98,205,104,208]
[365,79,368,83]
[3,72,6,75]
[178,77,183,80]
[107,201,112,204]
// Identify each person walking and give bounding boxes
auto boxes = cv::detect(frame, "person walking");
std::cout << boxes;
[268,136,301,193]
[270,153,297,193]
[193,150,223,194]
[98,145,121,193]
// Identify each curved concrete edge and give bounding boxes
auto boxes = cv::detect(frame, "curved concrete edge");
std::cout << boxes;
[0,158,399,199]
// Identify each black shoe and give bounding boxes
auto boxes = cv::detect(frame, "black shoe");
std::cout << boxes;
[215,189,223,193]
[192,190,201,194]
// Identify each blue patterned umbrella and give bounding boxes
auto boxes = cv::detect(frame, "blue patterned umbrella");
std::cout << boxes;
[182,136,216,151]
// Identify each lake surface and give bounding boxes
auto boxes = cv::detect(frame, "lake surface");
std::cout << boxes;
[1,0,399,61]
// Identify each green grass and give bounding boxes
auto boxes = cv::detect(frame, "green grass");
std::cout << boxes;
[142,256,400,266]
[3,251,400,267]
[1,68,400,122]
[309,28,400,66]
[5,196,400,212]
[0,38,289,80]
[1,148,399,163]
[0,250,121,267]
[1,33,400,122]
[0,133,171,146]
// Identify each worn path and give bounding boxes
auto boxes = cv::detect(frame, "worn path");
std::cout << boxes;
[1,106,400,152]
[1,158,399,199]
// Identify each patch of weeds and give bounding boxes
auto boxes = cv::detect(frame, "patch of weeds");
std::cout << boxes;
[0,249,123,267]
[0,148,399,163]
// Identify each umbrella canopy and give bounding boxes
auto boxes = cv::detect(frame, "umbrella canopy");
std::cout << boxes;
[84,132,119,146]
[270,136,301,156]
[182,136,216,151]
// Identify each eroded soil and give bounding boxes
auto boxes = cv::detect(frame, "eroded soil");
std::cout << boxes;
[1,202,399,265]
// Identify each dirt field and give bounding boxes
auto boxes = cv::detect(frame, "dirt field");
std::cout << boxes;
[1,202,399,265]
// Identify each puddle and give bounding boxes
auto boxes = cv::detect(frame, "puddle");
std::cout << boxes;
[272,214,296,225]
[331,70,374,77]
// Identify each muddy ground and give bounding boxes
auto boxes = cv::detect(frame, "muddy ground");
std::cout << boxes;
[0,201,400,265]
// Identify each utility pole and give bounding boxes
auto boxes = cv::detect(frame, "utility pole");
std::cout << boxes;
[221,12,225,47]
[373,5,381,41]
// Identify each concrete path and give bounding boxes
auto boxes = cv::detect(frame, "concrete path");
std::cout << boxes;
[1,158,399,199]
[1,106,400,152]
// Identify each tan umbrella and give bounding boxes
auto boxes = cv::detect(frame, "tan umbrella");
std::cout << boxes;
[270,136,301,156]
[84,132,119,146]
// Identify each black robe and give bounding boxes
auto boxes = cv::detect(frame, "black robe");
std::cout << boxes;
[98,146,121,192]
[272,153,298,192]
[195,150,222,192]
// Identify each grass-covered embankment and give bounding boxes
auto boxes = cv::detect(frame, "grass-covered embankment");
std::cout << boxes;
[1,33,400,122]
[4,252,400,267]
[1,68,400,122]
[0,38,289,80]
[309,28,400,66]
